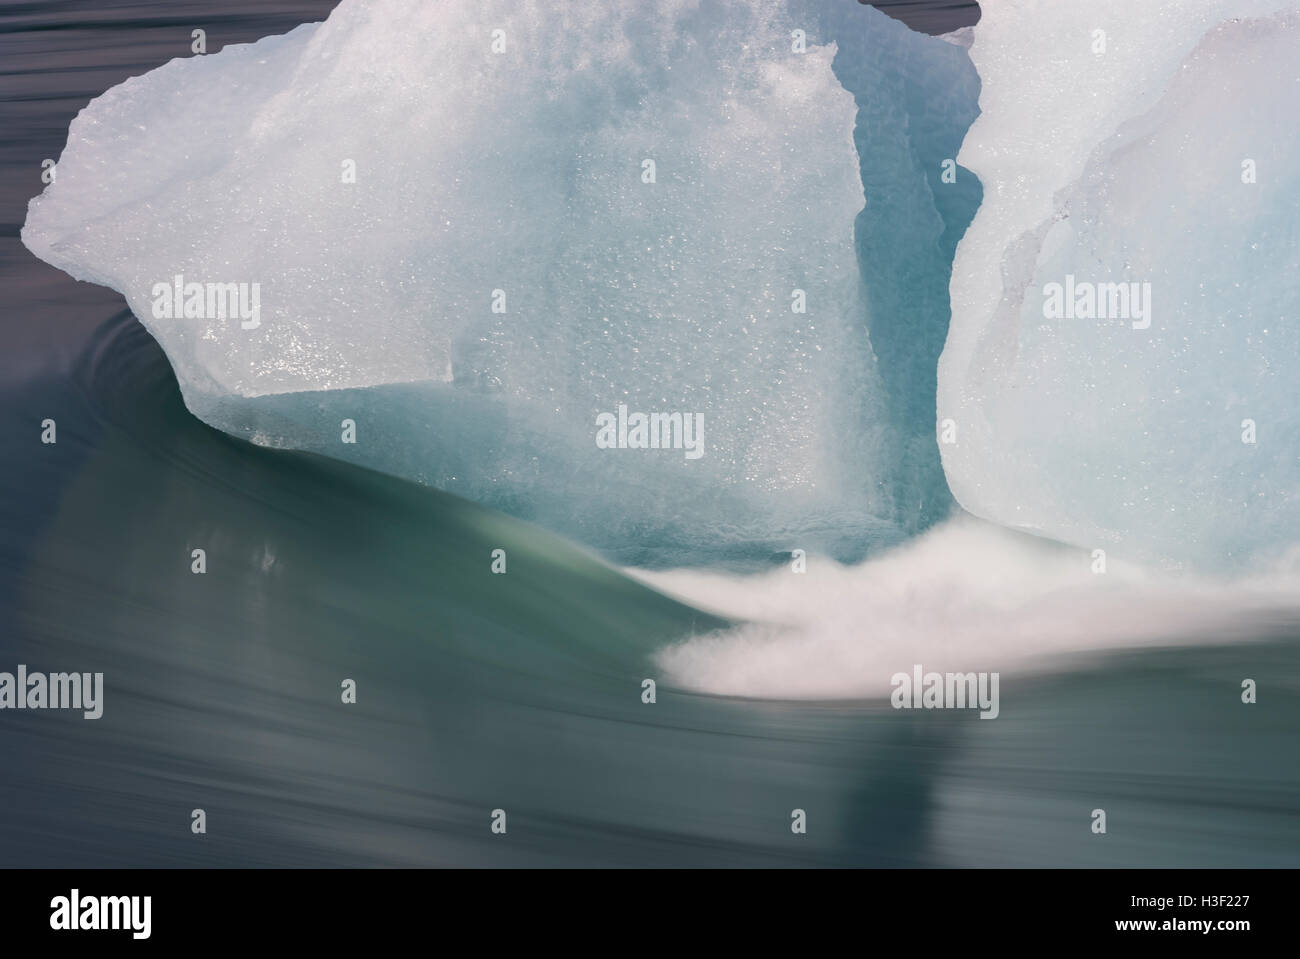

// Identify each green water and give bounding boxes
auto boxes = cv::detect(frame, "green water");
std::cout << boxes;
[3,316,1297,867]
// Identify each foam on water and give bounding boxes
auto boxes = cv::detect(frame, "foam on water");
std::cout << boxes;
[640,512,1300,699]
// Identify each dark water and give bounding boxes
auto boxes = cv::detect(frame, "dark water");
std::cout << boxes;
[3,0,1299,868]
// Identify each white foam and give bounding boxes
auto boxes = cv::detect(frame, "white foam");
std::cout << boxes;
[640,513,1300,699]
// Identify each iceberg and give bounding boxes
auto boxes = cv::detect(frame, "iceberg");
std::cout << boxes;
[23,0,978,564]
[29,0,1294,570]
[942,0,1300,568]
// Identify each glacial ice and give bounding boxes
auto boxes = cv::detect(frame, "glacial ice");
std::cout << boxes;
[23,0,978,563]
[27,0,1295,570]
[942,0,1300,568]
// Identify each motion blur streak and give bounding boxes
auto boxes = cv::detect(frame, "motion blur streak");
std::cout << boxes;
[640,517,1300,699]
[4,321,1296,866]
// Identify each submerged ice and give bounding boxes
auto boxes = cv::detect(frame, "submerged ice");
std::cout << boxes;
[23,0,978,563]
